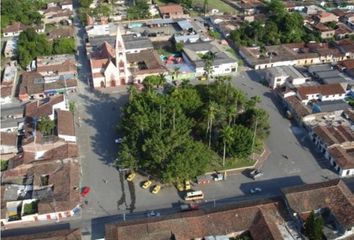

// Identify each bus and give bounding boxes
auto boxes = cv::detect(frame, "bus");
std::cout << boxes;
[184,190,204,201]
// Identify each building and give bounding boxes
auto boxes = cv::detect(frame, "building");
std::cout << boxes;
[1,61,18,105]
[310,125,354,176]
[1,158,80,226]
[4,37,18,58]
[239,41,354,70]
[158,4,185,19]
[60,0,73,11]
[311,100,351,115]
[263,66,307,89]
[312,23,335,39]
[105,198,293,240]
[328,146,354,177]
[182,41,238,77]
[296,83,346,104]
[56,110,76,142]
[2,22,28,37]
[35,54,77,76]
[122,34,154,54]
[47,27,74,40]
[42,7,72,25]
[25,95,67,121]
[0,132,18,156]
[126,49,167,83]
[283,180,354,239]
[314,11,339,23]
[18,72,77,101]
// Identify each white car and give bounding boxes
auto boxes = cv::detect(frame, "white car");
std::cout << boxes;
[147,210,160,217]
[115,138,123,144]
[249,187,262,194]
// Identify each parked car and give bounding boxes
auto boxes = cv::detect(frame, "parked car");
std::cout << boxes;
[213,173,224,181]
[180,203,199,212]
[176,182,184,192]
[115,138,123,144]
[126,173,136,182]
[249,187,262,194]
[152,185,161,194]
[249,169,263,180]
[185,180,191,190]
[147,210,160,217]
[142,180,152,189]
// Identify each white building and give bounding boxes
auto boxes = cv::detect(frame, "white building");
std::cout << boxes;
[296,83,346,105]
[263,66,308,89]
[182,41,238,77]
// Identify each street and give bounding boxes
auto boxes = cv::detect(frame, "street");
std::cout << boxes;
[2,1,349,238]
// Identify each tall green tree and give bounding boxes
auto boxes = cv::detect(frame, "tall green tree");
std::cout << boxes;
[304,211,324,240]
[220,126,234,166]
[37,117,55,135]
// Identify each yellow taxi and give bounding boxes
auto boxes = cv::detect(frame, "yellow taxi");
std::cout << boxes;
[126,173,136,182]
[142,180,152,189]
[152,185,161,194]
[177,182,184,192]
[185,180,191,190]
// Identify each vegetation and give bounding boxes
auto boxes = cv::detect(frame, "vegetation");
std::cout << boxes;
[69,101,76,113]
[18,29,75,68]
[208,30,221,39]
[117,78,269,183]
[1,160,9,171]
[23,201,38,215]
[192,0,236,14]
[175,42,184,52]
[304,211,324,240]
[156,0,192,8]
[1,0,44,30]
[127,0,150,20]
[230,0,307,47]
[37,116,55,136]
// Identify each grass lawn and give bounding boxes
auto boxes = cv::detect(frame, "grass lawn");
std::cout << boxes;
[193,0,237,14]
[206,154,255,173]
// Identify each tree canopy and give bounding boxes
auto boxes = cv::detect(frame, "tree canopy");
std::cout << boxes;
[127,0,150,20]
[117,77,270,183]
[37,117,55,136]
[18,29,75,68]
[1,0,43,30]
[304,211,324,240]
[230,0,307,46]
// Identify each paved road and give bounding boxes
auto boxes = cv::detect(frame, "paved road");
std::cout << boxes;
[2,3,343,238]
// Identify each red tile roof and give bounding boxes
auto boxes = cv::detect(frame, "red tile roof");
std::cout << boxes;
[313,125,354,146]
[3,22,27,33]
[25,95,65,119]
[339,59,354,70]
[0,132,17,146]
[158,4,184,14]
[283,179,354,229]
[297,83,345,100]
[57,110,75,136]
[3,228,81,240]
[328,146,354,169]
[105,199,289,240]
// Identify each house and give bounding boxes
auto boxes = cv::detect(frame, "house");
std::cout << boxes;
[314,11,338,23]
[296,83,346,104]
[0,104,25,133]
[60,0,73,11]
[182,41,238,77]
[158,4,185,19]
[310,125,354,175]
[311,100,351,115]
[56,110,76,142]
[47,27,74,40]
[41,5,72,25]
[263,66,307,89]
[25,95,67,121]
[313,23,335,39]
[122,34,153,54]
[2,23,44,37]
[2,22,27,37]
[105,198,292,240]
[18,72,77,101]
[335,23,353,39]
[126,49,167,83]
[327,146,354,177]
[343,12,354,29]
[238,41,350,70]
[35,54,77,76]
[0,132,18,156]
[1,61,18,104]
[1,158,80,226]
[4,37,18,58]
[283,95,312,124]
[282,179,354,239]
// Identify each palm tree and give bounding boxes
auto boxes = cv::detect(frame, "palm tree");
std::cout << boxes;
[207,101,218,148]
[202,51,216,83]
[220,126,234,167]
[158,73,166,88]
